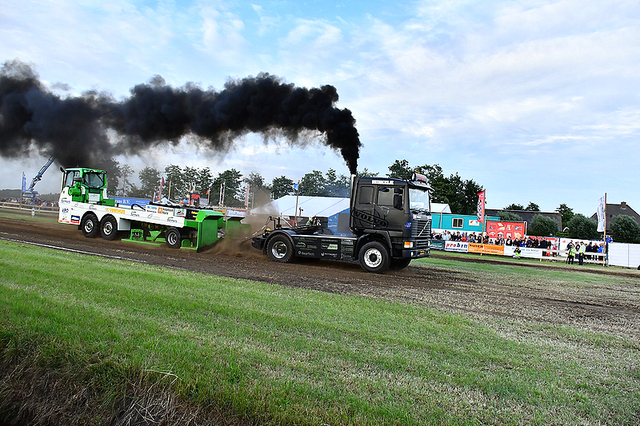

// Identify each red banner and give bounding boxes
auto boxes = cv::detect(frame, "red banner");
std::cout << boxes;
[486,220,526,239]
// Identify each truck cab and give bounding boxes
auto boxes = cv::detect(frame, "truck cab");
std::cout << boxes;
[252,173,432,273]
[60,168,114,206]
[349,173,431,266]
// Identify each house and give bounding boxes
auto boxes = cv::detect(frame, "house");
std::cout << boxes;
[431,213,500,235]
[590,201,640,233]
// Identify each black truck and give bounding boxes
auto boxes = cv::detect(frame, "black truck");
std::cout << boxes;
[251,173,432,273]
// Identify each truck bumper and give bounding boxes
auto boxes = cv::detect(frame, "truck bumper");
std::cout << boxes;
[402,247,430,259]
[251,237,266,251]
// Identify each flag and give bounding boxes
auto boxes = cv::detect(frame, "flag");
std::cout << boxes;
[596,195,606,232]
[22,172,26,192]
[293,182,299,191]
[477,190,485,223]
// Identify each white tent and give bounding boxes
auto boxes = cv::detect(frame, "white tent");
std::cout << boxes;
[253,196,450,217]
[251,196,350,218]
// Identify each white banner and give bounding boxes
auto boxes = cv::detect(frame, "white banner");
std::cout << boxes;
[596,195,606,232]
[445,241,469,253]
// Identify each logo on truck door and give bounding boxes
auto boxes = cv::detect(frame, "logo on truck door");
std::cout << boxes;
[352,209,389,228]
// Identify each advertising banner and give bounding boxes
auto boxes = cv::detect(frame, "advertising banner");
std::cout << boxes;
[477,190,485,223]
[468,243,505,255]
[486,220,526,239]
[504,246,543,259]
[430,240,446,250]
[445,241,469,253]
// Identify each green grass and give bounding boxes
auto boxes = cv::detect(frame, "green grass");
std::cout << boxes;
[1,240,639,425]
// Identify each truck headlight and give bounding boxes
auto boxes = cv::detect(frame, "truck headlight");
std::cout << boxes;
[404,241,414,249]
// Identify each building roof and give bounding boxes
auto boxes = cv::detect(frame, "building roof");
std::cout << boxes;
[590,202,640,232]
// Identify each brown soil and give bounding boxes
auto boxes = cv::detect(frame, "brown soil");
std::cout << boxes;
[2,215,639,341]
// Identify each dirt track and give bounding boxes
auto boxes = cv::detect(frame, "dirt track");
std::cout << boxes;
[2,215,639,341]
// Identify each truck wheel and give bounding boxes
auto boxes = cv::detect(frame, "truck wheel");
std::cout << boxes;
[389,258,411,270]
[359,241,390,273]
[81,214,99,238]
[267,235,294,263]
[100,215,118,240]
[165,227,182,249]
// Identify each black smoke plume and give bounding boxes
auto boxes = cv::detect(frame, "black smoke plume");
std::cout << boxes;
[0,59,361,173]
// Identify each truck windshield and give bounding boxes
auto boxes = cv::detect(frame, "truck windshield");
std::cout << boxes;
[409,188,430,212]
[83,172,105,189]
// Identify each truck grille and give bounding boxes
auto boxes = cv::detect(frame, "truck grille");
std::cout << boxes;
[411,218,431,248]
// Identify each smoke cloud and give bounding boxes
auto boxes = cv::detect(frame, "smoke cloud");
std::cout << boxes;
[0,59,361,174]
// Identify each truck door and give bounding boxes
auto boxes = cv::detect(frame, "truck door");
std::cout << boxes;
[351,184,375,230]
[374,185,406,231]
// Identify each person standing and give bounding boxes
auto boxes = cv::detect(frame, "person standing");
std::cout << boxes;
[578,242,586,265]
[567,245,576,264]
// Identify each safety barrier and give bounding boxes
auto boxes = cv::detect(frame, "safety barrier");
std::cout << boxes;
[431,240,607,265]
[0,202,58,213]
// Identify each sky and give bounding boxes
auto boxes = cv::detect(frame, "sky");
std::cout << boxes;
[1,0,639,215]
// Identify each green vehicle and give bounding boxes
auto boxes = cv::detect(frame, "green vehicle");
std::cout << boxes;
[58,167,250,250]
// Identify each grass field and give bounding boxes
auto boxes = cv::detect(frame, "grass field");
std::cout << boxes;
[1,239,639,425]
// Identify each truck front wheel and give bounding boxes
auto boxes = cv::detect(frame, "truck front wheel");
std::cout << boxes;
[165,227,182,249]
[100,215,118,240]
[267,235,294,263]
[359,242,390,273]
[81,214,99,238]
[389,258,411,270]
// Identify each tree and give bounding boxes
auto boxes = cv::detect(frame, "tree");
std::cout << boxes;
[134,166,161,198]
[269,175,295,199]
[164,164,186,200]
[182,166,199,192]
[119,164,134,196]
[387,159,412,180]
[324,168,350,197]
[388,160,483,215]
[299,170,326,196]
[95,158,121,197]
[555,204,574,230]
[525,202,540,211]
[505,203,524,210]
[244,172,267,208]
[196,167,214,195]
[213,169,243,207]
[498,211,523,221]
[567,214,599,240]
[610,215,640,243]
[356,168,378,178]
[528,214,559,236]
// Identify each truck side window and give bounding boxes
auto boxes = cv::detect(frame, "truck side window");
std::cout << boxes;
[64,171,79,188]
[358,186,374,205]
[377,187,394,206]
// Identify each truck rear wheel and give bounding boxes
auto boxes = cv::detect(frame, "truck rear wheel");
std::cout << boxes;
[81,214,99,238]
[267,235,294,263]
[100,215,118,240]
[165,227,182,249]
[359,241,390,273]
